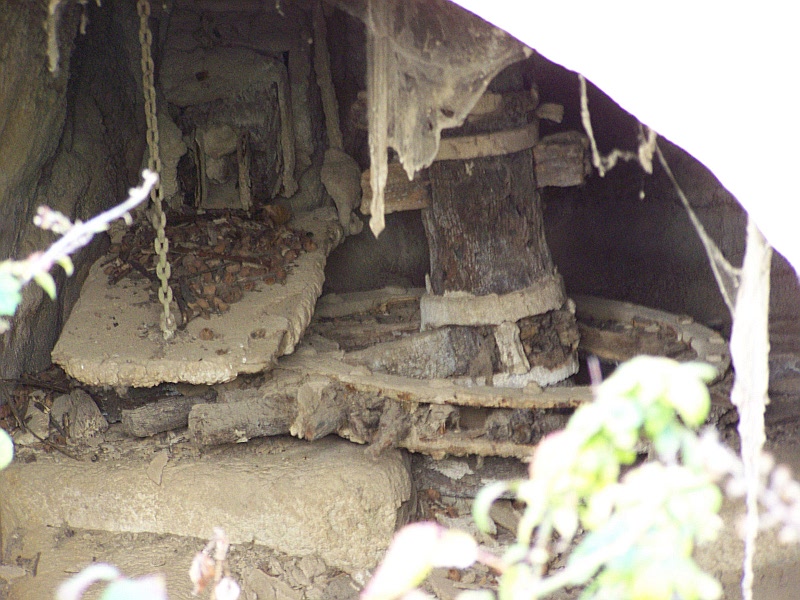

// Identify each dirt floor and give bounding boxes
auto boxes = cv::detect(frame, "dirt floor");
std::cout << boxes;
[3,421,800,600]
[2,290,800,600]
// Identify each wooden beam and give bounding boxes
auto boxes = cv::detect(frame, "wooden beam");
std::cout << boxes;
[533,131,592,188]
[360,162,430,214]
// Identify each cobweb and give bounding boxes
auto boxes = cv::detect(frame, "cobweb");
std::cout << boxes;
[343,0,530,235]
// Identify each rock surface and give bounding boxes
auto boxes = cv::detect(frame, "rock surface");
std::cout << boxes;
[0,436,413,572]
[0,1,145,377]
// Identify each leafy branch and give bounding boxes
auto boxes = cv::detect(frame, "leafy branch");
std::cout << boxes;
[362,356,800,600]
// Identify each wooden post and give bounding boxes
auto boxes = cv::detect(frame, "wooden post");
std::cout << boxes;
[421,93,580,386]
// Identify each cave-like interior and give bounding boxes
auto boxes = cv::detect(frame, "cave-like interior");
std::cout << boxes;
[2,0,796,380]
[2,1,800,597]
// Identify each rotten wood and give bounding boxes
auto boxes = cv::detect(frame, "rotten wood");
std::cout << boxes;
[121,389,217,437]
[572,294,730,380]
[427,149,550,294]
[314,287,425,319]
[279,352,591,410]
[533,131,592,188]
[188,390,297,446]
[534,102,564,123]
[577,322,693,364]
[342,326,492,380]
[421,126,579,386]
[313,0,344,151]
[290,376,346,441]
[236,131,252,211]
[310,319,419,351]
[434,122,539,162]
[184,349,591,457]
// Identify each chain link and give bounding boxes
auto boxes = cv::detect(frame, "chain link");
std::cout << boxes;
[138,0,175,340]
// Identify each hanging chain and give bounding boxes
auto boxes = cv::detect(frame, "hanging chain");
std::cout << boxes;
[137,0,176,340]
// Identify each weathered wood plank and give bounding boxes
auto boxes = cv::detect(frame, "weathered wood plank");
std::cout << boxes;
[121,390,217,437]
[533,131,591,188]
[360,162,431,214]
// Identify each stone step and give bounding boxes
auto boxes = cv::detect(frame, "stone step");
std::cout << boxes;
[0,436,413,598]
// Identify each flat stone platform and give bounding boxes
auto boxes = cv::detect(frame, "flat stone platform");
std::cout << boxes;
[52,209,342,387]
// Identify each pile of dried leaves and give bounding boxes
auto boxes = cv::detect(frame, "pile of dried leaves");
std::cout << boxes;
[103,206,316,328]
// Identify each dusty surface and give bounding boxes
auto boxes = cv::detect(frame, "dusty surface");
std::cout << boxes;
[52,209,342,387]
[0,433,412,574]
[2,528,366,600]
[3,388,800,600]
[4,287,799,600]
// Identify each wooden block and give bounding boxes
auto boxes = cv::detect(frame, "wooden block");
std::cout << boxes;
[360,162,431,214]
[435,121,539,161]
[533,131,592,187]
[535,102,564,123]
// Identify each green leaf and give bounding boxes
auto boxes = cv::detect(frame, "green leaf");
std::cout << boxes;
[581,485,616,531]
[666,371,711,427]
[569,511,646,585]
[0,272,22,316]
[643,401,676,441]
[515,500,546,548]
[654,557,722,600]
[57,255,75,277]
[567,404,604,440]
[0,429,13,470]
[629,562,674,600]
[652,422,683,461]
[551,505,579,542]
[34,271,57,300]
[501,542,529,566]
[497,563,535,600]
[679,361,718,385]
[473,481,512,533]
[600,397,644,449]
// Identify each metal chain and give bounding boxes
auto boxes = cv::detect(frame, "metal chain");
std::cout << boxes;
[137,0,176,340]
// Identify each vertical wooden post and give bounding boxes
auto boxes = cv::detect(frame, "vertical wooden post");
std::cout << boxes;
[421,96,579,386]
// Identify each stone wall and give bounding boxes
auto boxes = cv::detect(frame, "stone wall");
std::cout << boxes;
[0,0,145,377]
[541,115,800,337]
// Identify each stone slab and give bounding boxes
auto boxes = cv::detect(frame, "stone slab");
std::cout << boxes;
[0,437,412,572]
[51,209,342,387]
[572,294,731,381]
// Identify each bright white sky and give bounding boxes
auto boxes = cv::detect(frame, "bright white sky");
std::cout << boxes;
[453,1,800,274]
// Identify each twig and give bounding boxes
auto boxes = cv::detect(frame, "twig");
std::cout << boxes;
[23,170,158,286]
[0,377,70,394]
[2,386,78,461]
